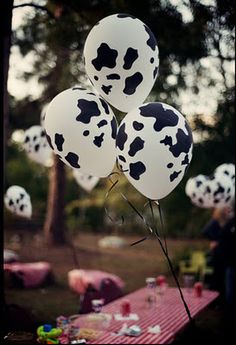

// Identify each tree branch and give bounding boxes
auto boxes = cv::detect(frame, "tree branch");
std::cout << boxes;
[13,3,54,19]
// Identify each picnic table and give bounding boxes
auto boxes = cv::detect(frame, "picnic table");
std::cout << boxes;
[67,286,219,344]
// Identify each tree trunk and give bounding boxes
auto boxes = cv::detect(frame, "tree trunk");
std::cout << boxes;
[3,0,14,182]
[44,154,67,245]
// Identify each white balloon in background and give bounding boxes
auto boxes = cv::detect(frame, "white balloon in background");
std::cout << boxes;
[214,163,235,186]
[116,102,193,200]
[83,13,159,113]
[41,103,49,128]
[73,169,99,192]
[23,125,53,167]
[4,185,32,219]
[44,86,117,177]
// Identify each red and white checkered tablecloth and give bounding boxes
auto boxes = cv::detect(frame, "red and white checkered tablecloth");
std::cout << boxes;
[71,287,219,344]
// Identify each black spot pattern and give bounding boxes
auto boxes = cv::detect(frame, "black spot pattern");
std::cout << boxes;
[153,66,158,79]
[94,76,99,80]
[83,130,90,136]
[133,121,144,131]
[24,136,30,143]
[111,117,117,140]
[129,161,146,180]
[144,24,157,51]
[170,170,182,182]
[161,128,192,158]
[224,170,229,175]
[198,198,203,204]
[117,14,136,19]
[55,133,64,152]
[225,196,231,203]
[128,137,145,157]
[9,199,14,206]
[214,199,220,204]
[167,163,173,168]
[99,98,110,114]
[92,43,118,71]
[213,184,225,197]
[150,57,154,63]
[41,131,45,137]
[123,48,138,70]
[181,154,189,165]
[116,123,128,150]
[65,152,80,168]
[16,199,19,204]
[140,103,179,132]
[33,136,37,141]
[97,120,108,128]
[118,155,126,163]
[123,72,143,95]
[34,144,40,152]
[87,92,96,96]
[72,87,86,90]
[76,100,101,124]
[93,133,105,147]
[20,194,24,199]
[196,180,203,187]
[45,132,54,150]
[102,85,112,95]
[19,204,25,211]
[160,136,173,146]
[107,74,120,80]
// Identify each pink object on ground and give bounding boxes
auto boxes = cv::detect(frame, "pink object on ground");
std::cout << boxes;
[68,269,125,295]
[4,261,52,288]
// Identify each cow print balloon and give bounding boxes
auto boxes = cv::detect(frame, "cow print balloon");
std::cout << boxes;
[4,185,32,219]
[83,14,159,113]
[72,169,99,192]
[214,163,235,186]
[185,173,234,208]
[23,125,53,167]
[44,87,117,177]
[116,102,193,200]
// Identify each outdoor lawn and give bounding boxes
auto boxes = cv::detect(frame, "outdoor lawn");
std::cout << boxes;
[4,230,226,343]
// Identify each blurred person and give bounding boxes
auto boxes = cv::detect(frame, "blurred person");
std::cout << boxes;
[202,204,235,311]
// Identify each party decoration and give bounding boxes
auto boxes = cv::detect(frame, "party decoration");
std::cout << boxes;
[37,324,62,344]
[72,169,99,192]
[4,185,32,219]
[83,13,159,113]
[23,125,53,167]
[116,102,193,200]
[44,86,117,177]
[185,173,234,208]
[214,163,235,185]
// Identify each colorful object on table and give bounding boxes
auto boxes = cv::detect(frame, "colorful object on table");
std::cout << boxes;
[37,324,62,344]
[83,14,159,113]
[56,315,69,331]
[114,313,139,321]
[44,86,117,178]
[124,325,142,337]
[156,275,166,286]
[116,102,193,200]
[91,298,104,313]
[121,299,131,317]
[194,282,203,297]
[4,185,32,219]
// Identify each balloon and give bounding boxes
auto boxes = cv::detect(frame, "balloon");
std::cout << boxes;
[23,125,53,167]
[185,173,234,208]
[4,185,32,219]
[116,102,193,200]
[72,169,99,192]
[83,14,159,113]
[44,86,117,177]
[214,163,235,185]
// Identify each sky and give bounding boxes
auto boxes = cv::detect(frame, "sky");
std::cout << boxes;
[8,0,235,124]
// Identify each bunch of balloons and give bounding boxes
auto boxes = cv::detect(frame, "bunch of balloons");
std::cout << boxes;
[44,13,193,201]
[185,163,235,208]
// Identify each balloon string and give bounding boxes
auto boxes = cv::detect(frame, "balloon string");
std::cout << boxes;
[147,200,193,324]
[155,201,168,255]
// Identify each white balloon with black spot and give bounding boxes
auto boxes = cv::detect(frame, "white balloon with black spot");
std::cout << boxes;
[84,13,159,113]
[23,125,53,167]
[44,86,117,177]
[214,163,235,186]
[116,102,193,200]
[4,185,32,219]
[73,169,99,192]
